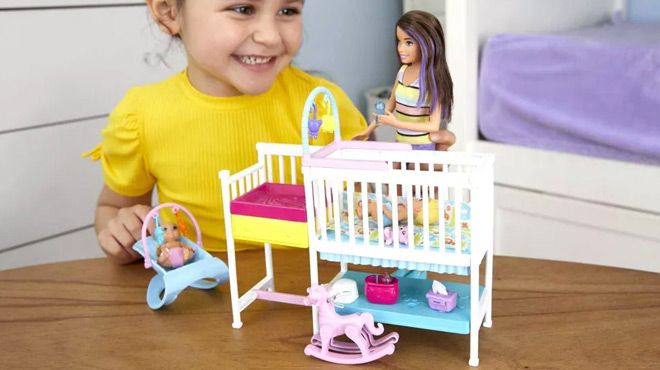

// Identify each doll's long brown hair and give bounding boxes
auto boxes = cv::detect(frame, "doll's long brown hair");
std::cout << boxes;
[396,11,453,121]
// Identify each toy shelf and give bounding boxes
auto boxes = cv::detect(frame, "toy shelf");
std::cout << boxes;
[335,271,484,335]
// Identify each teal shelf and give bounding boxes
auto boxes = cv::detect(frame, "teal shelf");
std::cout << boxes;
[335,271,483,335]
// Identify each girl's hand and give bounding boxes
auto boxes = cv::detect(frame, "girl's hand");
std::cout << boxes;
[97,204,153,264]
[374,111,397,126]
[429,129,456,151]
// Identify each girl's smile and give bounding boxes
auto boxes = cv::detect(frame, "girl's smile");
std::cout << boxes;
[153,0,304,97]
[233,55,277,72]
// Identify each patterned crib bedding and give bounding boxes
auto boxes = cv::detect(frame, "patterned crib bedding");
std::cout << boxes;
[320,192,472,275]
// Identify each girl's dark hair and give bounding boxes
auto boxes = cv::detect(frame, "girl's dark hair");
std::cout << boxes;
[396,10,453,121]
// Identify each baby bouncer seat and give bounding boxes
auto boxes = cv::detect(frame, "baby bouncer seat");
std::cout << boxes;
[132,203,229,309]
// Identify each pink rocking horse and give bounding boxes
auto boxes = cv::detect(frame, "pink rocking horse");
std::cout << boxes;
[304,284,398,364]
[254,284,398,365]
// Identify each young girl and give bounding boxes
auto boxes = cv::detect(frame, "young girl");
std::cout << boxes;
[83,0,369,264]
[353,10,455,151]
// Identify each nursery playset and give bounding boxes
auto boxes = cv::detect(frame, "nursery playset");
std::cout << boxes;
[219,86,494,366]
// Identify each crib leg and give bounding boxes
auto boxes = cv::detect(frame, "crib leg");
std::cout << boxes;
[469,258,480,366]
[309,239,320,334]
[484,248,493,328]
[264,243,274,292]
[226,233,243,329]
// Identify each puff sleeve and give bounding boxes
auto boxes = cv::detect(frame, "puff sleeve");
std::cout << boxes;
[85,88,155,196]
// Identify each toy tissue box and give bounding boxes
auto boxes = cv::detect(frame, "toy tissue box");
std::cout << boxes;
[425,281,457,313]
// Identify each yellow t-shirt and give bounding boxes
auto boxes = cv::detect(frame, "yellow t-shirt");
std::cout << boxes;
[87,66,367,251]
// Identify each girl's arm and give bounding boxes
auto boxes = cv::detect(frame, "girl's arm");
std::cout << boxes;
[95,185,153,264]
[351,80,399,141]
[377,101,443,133]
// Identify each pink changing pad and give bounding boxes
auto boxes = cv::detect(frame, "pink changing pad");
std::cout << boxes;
[230,183,307,222]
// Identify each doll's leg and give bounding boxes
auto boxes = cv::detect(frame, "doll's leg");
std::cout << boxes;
[157,248,171,267]
[183,245,195,262]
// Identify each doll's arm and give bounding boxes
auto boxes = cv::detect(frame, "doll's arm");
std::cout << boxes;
[352,121,378,141]
[352,80,399,141]
[378,101,443,133]
[384,80,398,114]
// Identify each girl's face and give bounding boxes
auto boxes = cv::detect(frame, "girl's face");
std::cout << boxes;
[396,27,420,65]
[177,0,304,97]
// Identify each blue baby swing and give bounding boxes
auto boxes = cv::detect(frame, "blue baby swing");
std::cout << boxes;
[132,202,229,309]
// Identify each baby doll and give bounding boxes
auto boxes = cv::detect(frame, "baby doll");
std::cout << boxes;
[156,222,195,268]
[356,198,439,226]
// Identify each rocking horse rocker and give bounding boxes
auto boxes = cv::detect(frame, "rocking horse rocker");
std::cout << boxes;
[254,284,398,365]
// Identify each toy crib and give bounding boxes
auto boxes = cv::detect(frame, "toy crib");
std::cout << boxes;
[220,87,494,366]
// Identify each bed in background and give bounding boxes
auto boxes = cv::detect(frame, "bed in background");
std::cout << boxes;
[442,0,660,272]
[479,21,660,166]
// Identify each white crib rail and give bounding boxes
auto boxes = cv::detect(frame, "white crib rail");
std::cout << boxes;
[256,142,322,185]
[303,156,487,267]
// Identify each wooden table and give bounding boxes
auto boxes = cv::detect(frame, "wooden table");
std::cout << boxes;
[1,249,659,369]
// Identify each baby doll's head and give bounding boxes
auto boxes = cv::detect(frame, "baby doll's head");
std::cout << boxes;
[396,11,453,120]
[161,222,181,242]
[146,0,304,97]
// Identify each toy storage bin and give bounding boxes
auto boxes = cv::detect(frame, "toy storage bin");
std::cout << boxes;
[364,275,399,305]
[230,183,308,248]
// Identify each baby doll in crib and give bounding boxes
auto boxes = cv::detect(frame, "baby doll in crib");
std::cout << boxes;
[357,198,439,245]
[156,222,195,268]
[357,198,440,226]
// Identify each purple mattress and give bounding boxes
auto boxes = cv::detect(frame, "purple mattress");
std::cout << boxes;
[479,22,660,165]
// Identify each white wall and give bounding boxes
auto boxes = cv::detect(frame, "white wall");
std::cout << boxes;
[0,1,404,270]
[477,0,617,46]
[0,2,185,271]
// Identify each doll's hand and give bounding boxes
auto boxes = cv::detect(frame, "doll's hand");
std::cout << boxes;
[352,130,371,141]
[98,204,154,264]
[375,110,397,127]
[351,121,377,141]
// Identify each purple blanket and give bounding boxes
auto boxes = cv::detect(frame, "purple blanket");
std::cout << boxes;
[479,22,660,166]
